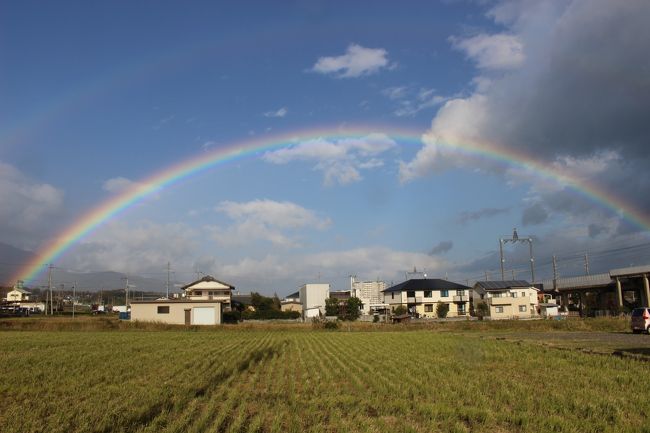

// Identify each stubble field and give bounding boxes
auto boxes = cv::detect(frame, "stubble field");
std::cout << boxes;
[1,323,649,433]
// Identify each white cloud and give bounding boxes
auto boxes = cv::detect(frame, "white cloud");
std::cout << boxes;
[400,0,650,228]
[382,86,408,100]
[102,177,137,194]
[382,85,449,117]
[63,221,198,275]
[263,107,288,118]
[213,246,447,288]
[211,199,330,247]
[311,44,391,78]
[450,33,524,70]
[0,162,64,248]
[263,133,397,185]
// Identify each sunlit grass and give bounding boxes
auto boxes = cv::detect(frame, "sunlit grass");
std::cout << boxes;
[1,326,648,432]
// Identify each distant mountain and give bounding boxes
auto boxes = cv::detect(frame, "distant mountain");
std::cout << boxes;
[0,242,35,286]
[0,242,167,292]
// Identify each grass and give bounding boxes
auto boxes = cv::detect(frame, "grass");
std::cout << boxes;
[1,320,649,433]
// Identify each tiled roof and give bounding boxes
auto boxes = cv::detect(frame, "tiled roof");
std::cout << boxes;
[383,279,469,293]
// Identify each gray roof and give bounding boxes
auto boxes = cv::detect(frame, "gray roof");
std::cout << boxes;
[383,279,469,293]
[180,275,234,291]
[474,280,532,291]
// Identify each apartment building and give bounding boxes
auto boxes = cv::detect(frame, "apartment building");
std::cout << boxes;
[382,278,470,318]
[472,280,539,320]
[351,278,387,314]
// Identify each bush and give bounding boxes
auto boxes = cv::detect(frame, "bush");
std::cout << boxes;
[475,302,489,318]
[436,303,449,319]
[241,309,300,320]
[393,305,407,316]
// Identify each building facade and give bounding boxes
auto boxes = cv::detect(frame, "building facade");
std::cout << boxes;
[382,279,470,318]
[299,283,330,319]
[472,280,539,320]
[130,275,233,325]
[351,278,387,315]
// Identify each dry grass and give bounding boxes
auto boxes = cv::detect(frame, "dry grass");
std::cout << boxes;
[1,325,649,433]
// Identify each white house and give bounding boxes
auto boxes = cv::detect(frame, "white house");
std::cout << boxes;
[7,287,31,303]
[130,276,233,325]
[472,280,539,320]
[382,279,470,318]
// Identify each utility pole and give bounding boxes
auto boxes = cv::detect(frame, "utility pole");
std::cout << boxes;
[584,252,590,276]
[499,228,535,282]
[48,264,53,315]
[166,262,171,298]
[484,271,489,281]
[72,281,76,319]
[122,276,129,310]
[512,269,516,280]
[552,255,558,291]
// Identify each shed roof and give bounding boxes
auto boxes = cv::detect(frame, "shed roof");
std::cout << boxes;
[383,279,469,293]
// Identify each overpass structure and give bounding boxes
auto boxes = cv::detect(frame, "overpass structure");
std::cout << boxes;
[540,265,650,314]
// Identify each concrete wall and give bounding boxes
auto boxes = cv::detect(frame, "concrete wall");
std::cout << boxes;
[299,283,330,317]
[130,301,222,325]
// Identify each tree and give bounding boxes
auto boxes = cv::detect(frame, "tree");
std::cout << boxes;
[475,302,489,319]
[344,297,363,321]
[393,305,407,316]
[436,302,449,318]
[325,297,340,316]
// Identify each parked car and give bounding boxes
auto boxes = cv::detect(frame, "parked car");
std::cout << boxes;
[631,307,650,334]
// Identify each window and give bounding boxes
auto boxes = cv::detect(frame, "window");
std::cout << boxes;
[406,291,415,298]
[424,304,433,312]
[480,294,485,300]
[157,306,170,314]
[456,289,464,296]
[511,292,517,298]
[521,291,526,298]
[424,290,432,298]
[519,305,527,312]
[391,292,395,300]
[441,290,449,297]
[194,291,202,296]
[495,306,504,313]
[458,304,466,313]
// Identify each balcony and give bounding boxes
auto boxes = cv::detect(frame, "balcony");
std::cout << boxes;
[453,295,468,303]
[489,297,512,306]
[406,297,423,304]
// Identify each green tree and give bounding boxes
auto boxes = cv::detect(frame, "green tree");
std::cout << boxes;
[344,297,363,321]
[475,302,489,318]
[325,297,340,316]
[436,302,449,318]
[393,305,407,316]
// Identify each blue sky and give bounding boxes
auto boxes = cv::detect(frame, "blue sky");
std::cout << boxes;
[2,0,650,293]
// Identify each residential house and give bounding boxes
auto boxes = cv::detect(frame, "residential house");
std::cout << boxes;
[382,279,470,318]
[472,280,539,320]
[130,275,233,325]
[281,291,301,313]
[6,287,31,303]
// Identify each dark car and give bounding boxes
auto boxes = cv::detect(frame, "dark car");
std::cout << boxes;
[631,307,650,334]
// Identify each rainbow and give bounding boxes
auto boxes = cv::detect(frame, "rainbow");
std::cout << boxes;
[12,126,650,285]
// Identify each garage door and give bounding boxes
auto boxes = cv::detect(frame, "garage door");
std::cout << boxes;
[192,307,216,325]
